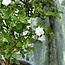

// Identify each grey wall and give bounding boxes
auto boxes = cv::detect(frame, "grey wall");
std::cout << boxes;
[23,17,49,65]
[54,0,65,65]
[32,17,49,65]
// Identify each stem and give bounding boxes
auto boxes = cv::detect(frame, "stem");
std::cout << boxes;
[0,58,6,65]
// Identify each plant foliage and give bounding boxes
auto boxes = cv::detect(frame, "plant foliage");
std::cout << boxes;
[0,0,63,65]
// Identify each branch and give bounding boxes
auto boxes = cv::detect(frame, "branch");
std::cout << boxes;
[33,39,38,43]
[0,58,6,65]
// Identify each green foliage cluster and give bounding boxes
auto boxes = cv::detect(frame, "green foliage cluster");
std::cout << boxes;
[0,0,63,65]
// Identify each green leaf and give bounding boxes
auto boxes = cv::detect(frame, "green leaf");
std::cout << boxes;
[31,47,35,51]
[10,59,15,64]
[57,15,61,19]
[0,51,5,55]
[0,33,4,39]
[20,51,24,54]
[0,22,4,26]
[22,54,25,58]
[7,36,13,42]
[33,26,38,28]
[21,19,28,23]
[11,15,18,21]
[12,53,17,59]
[46,3,49,7]
[4,50,9,54]
[5,53,11,59]
[24,45,28,48]
[15,0,20,4]
[38,41,42,45]
[10,42,15,47]
[16,42,23,47]
[0,0,2,7]
[49,1,55,6]
[6,45,12,51]
[46,11,53,15]
[10,1,15,5]
[20,2,25,5]
[3,38,8,42]
[37,22,41,26]
[50,32,53,35]
[16,23,22,30]
[26,39,30,44]
[10,22,16,27]
[39,8,43,12]
[42,26,46,29]
[46,11,56,16]
[20,51,25,58]
[45,33,48,37]
[0,43,6,48]
[2,14,9,19]
[50,35,55,39]
[15,60,20,65]
[26,38,34,44]
[58,11,63,14]
[54,7,58,12]
[8,26,12,31]
[47,26,52,33]
[28,47,31,52]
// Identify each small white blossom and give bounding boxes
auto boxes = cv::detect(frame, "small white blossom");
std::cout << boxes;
[27,44,32,47]
[28,44,32,47]
[23,30,29,35]
[27,25,31,29]
[28,19,31,23]
[3,20,6,26]
[15,14,18,16]
[15,0,20,1]
[15,9,19,13]
[2,0,11,6]
[35,26,44,36]
[27,19,31,29]
[38,35,45,42]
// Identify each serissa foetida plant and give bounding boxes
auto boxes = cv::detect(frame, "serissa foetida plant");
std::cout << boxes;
[0,0,63,65]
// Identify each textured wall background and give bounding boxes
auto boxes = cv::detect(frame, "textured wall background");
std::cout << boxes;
[31,17,49,65]
[54,0,65,65]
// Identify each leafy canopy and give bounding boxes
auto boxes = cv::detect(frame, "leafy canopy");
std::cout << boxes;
[0,0,63,64]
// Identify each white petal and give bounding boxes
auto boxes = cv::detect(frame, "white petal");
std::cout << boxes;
[38,35,45,42]
[27,25,31,29]
[15,9,19,13]
[35,26,44,36]
[2,0,11,6]
[23,31,29,35]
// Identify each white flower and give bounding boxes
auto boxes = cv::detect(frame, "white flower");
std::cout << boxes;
[3,20,6,26]
[2,0,11,6]
[35,26,44,36]
[27,25,31,29]
[15,0,20,1]
[15,9,19,13]
[27,44,32,47]
[15,14,18,16]
[23,30,29,35]
[28,19,31,23]
[28,44,32,47]
[38,35,45,42]
[27,19,31,29]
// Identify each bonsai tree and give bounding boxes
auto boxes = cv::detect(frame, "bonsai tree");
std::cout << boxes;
[0,0,63,65]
